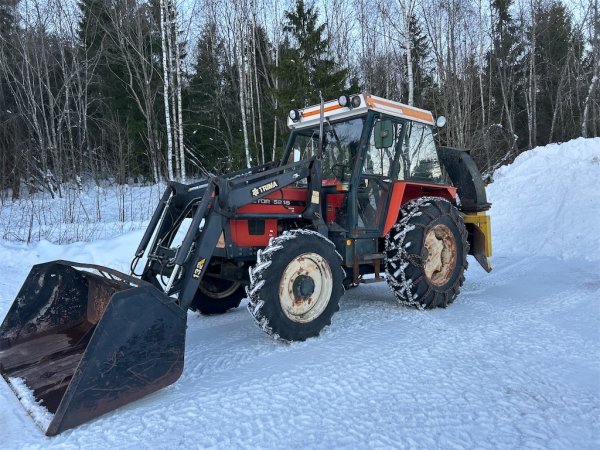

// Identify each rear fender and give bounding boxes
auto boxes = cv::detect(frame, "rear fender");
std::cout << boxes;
[382,182,457,236]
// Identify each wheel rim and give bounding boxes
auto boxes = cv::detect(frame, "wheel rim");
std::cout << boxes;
[423,224,457,286]
[199,278,241,299]
[279,252,333,323]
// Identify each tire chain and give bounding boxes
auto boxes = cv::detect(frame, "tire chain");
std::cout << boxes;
[246,229,343,341]
[384,197,469,309]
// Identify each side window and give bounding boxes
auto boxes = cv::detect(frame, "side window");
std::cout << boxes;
[401,122,445,183]
[286,118,364,183]
[365,118,404,178]
[322,118,364,181]
[288,131,318,164]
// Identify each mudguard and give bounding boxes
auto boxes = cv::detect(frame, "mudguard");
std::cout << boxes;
[437,146,491,212]
[437,147,493,272]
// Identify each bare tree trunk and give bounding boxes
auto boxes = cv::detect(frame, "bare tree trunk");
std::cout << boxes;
[159,0,174,180]
[236,6,251,168]
[251,3,265,165]
[582,73,599,137]
[164,1,180,179]
[174,12,186,181]
[526,0,538,148]
[549,58,570,143]
[271,22,280,161]
[478,0,486,128]
[248,35,258,163]
[272,42,279,162]
[398,0,416,105]
[583,0,599,137]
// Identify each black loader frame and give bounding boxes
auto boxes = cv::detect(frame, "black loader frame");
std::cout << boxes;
[135,156,328,309]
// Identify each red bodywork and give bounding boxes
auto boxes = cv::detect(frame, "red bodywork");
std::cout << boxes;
[231,187,307,246]
[230,181,456,247]
[383,182,456,235]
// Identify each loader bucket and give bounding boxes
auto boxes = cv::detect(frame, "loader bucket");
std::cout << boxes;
[0,260,186,436]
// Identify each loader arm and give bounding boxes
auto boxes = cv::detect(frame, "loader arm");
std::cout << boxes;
[136,157,324,311]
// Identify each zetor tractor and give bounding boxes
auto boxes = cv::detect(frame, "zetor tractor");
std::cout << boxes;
[0,93,491,435]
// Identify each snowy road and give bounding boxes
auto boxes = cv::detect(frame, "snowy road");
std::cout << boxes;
[0,251,598,449]
[1,138,599,448]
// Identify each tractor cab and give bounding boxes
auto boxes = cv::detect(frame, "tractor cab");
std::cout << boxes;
[283,94,451,237]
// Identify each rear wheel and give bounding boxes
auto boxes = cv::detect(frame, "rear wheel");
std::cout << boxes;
[247,229,344,341]
[384,197,469,309]
[189,277,245,315]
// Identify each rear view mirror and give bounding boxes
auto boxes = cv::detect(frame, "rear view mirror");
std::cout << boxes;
[374,120,393,149]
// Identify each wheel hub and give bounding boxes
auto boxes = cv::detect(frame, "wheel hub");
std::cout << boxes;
[423,224,457,286]
[279,252,333,323]
[293,275,316,298]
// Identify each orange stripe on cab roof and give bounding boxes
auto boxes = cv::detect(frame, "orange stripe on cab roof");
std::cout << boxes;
[368,97,434,124]
[302,103,343,118]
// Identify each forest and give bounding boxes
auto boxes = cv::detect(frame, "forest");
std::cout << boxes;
[0,0,598,200]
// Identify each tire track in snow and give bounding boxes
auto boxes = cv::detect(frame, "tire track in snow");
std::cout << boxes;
[0,256,598,449]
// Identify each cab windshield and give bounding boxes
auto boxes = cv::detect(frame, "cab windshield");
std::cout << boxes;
[286,117,365,182]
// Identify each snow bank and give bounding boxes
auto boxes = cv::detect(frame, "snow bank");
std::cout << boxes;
[0,227,144,280]
[488,137,600,261]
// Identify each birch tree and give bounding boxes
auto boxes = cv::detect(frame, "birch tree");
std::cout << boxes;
[582,0,599,137]
[159,0,185,180]
[397,0,416,106]
[234,1,252,168]
[159,0,174,180]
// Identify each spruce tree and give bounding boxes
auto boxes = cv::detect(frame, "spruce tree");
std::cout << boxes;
[408,14,432,108]
[78,0,123,174]
[488,0,525,147]
[186,22,230,171]
[0,0,20,197]
[276,0,347,113]
[533,1,581,143]
[78,0,160,179]
[0,0,18,34]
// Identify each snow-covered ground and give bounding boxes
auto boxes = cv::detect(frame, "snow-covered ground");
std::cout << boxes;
[0,182,164,244]
[0,138,599,449]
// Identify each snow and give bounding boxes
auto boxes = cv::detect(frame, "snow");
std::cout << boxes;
[0,182,164,244]
[6,377,54,431]
[0,138,599,448]
[488,137,600,261]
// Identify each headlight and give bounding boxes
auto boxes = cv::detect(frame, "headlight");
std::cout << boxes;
[350,95,362,108]
[289,109,301,122]
[338,94,350,107]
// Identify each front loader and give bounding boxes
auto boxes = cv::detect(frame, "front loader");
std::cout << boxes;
[0,93,492,435]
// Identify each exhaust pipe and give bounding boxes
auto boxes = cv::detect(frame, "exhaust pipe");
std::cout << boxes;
[0,260,186,436]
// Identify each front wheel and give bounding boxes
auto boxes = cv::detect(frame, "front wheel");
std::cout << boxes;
[384,197,469,309]
[247,230,344,341]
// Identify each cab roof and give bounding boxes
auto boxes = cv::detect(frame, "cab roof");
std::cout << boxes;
[287,94,435,130]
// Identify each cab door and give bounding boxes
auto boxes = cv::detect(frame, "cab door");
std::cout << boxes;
[354,116,406,233]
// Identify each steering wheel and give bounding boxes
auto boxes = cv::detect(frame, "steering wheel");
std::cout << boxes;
[331,163,349,182]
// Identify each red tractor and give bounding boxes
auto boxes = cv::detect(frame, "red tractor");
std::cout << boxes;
[0,93,491,435]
